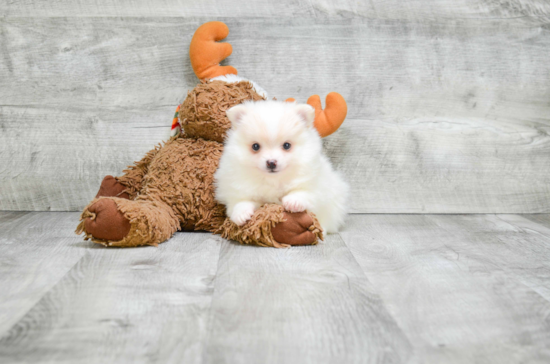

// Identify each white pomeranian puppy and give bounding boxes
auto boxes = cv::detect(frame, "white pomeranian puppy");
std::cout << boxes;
[214,100,349,235]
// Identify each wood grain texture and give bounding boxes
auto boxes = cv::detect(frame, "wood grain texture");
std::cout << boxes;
[0,106,170,210]
[434,214,550,301]
[339,214,550,364]
[0,216,221,364]
[1,0,549,23]
[3,212,550,363]
[1,17,549,212]
[202,234,412,364]
[328,117,550,213]
[0,212,86,333]
[524,213,550,227]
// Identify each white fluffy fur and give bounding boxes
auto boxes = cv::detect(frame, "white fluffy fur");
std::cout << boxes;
[214,99,349,235]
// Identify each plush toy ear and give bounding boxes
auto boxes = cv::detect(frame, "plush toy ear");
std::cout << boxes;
[294,104,316,128]
[226,104,249,127]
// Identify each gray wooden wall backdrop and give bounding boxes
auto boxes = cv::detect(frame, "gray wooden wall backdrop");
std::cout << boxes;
[1,1,549,213]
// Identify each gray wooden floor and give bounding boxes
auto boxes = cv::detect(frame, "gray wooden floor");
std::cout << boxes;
[1,212,549,363]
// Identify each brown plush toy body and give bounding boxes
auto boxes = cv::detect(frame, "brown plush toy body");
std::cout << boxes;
[76,22,347,248]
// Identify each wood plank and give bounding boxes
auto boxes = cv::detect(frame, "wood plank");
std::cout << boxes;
[203,234,412,364]
[0,212,86,334]
[3,212,550,362]
[328,117,550,213]
[2,17,550,118]
[1,1,549,23]
[455,214,550,300]
[0,227,221,364]
[3,108,549,213]
[1,17,549,212]
[0,1,316,17]
[0,18,199,109]
[0,106,170,211]
[523,214,550,228]
[339,214,550,363]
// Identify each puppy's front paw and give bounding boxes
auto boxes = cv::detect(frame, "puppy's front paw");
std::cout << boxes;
[230,202,256,226]
[282,195,308,213]
[231,210,254,226]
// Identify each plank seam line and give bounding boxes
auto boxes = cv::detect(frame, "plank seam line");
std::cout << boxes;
[199,235,225,364]
[335,231,415,353]
[426,214,550,305]
[496,214,550,242]
[0,252,87,340]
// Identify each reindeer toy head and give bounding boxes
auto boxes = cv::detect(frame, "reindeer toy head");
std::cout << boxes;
[76,21,348,248]
[172,21,347,142]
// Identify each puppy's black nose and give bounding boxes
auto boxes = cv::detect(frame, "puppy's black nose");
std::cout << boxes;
[266,160,277,170]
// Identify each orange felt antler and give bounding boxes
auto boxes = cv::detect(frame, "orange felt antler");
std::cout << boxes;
[190,21,238,80]
[286,93,347,137]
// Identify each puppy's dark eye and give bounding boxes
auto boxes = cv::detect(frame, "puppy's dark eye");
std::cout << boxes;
[252,143,261,151]
[283,142,291,150]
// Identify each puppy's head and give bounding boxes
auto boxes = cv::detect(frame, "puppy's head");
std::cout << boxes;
[225,100,321,175]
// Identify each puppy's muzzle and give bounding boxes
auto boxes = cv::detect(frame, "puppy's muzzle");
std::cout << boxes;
[266,160,277,172]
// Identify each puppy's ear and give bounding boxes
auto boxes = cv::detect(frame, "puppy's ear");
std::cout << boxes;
[294,104,315,128]
[226,104,248,127]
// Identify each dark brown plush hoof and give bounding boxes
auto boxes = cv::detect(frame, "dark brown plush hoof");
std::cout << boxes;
[84,199,131,241]
[180,220,196,232]
[96,175,130,199]
[271,212,317,246]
